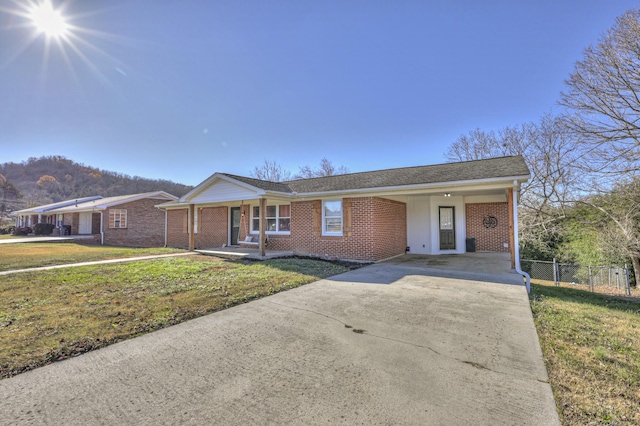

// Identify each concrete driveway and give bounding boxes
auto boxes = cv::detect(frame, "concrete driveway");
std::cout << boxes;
[0,260,559,425]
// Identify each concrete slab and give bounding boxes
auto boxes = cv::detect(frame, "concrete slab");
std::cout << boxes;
[385,252,525,285]
[0,235,95,244]
[196,247,294,260]
[0,263,559,425]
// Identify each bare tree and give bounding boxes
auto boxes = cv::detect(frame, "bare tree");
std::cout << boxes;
[445,126,527,161]
[560,8,640,181]
[575,179,640,284]
[293,158,349,179]
[445,115,579,258]
[250,159,292,182]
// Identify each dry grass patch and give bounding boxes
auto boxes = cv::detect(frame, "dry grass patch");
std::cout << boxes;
[0,255,350,379]
[0,242,185,271]
[532,278,639,299]
[530,281,640,425]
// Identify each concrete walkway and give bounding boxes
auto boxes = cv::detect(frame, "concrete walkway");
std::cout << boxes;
[0,235,95,244]
[0,261,559,425]
[0,252,197,276]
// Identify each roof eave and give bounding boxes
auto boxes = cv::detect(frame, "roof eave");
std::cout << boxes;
[291,174,531,198]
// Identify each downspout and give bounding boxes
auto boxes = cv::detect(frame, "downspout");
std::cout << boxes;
[512,181,531,293]
[99,211,104,245]
[164,208,168,247]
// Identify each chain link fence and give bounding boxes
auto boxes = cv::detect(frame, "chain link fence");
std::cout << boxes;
[521,259,632,296]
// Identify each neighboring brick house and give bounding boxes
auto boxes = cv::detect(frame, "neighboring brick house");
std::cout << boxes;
[37,192,178,247]
[159,156,530,263]
[13,196,104,229]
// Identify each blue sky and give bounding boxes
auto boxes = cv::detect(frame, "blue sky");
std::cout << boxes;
[0,0,636,186]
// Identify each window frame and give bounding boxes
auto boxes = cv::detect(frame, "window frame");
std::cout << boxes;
[109,209,127,229]
[250,203,291,234]
[322,199,343,236]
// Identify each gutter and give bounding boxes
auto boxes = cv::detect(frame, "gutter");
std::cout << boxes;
[512,181,531,293]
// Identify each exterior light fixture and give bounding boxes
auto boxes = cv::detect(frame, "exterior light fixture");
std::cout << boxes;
[444,193,451,197]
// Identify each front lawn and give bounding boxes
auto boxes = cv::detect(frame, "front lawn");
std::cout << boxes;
[530,281,640,425]
[0,242,186,271]
[0,255,349,379]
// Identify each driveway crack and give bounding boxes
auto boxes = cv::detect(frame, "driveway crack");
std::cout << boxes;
[265,302,534,380]
[264,300,442,355]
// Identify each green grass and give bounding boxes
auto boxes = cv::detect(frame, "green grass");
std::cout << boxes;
[0,243,186,271]
[530,281,640,425]
[0,255,349,379]
[0,234,26,240]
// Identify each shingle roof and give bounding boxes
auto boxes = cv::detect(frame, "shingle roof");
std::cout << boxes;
[49,192,177,212]
[12,196,104,215]
[219,174,294,193]
[222,156,529,194]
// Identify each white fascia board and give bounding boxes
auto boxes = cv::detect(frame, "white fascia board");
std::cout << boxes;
[51,192,178,213]
[156,204,189,210]
[12,196,104,214]
[47,206,102,214]
[97,191,178,209]
[290,175,531,199]
[180,173,266,202]
[262,191,295,200]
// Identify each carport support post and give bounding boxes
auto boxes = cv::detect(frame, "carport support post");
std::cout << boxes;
[188,204,195,251]
[508,188,516,270]
[258,198,266,257]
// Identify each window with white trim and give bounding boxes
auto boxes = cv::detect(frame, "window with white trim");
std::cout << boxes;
[109,209,127,229]
[251,204,291,233]
[322,200,342,235]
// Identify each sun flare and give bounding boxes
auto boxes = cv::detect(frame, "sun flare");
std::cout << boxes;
[29,1,68,38]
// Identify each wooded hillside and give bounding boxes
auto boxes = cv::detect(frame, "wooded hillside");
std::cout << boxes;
[0,156,192,212]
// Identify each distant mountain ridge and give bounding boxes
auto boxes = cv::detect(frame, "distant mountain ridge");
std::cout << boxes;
[0,156,192,211]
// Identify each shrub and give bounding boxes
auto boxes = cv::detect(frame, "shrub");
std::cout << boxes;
[0,225,14,235]
[33,223,55,236]
[13,227,32,236]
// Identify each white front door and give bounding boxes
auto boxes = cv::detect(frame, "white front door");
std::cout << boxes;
[79,212,92,234]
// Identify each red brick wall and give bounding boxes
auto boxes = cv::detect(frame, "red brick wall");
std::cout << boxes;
[371,198,407,260]
[167,208,188,248]
[91,213,101,234]
[186,197,407,261]
[238,204,253,243]
[465,202,509,252]
[258,197,406,261]
[63,213,79,235]
[195,206,228,248]
[103,198,167,247]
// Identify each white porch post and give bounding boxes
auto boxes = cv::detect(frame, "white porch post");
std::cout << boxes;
[258,198,266,257]
[508,188,515,270]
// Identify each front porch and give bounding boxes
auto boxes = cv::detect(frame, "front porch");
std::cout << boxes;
[195,246,294,260]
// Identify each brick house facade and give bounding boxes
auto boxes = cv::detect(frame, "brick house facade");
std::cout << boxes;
[166,197,407,261]
[102,198,168,247]
[42,192,178,247]
[160,156,530,263]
